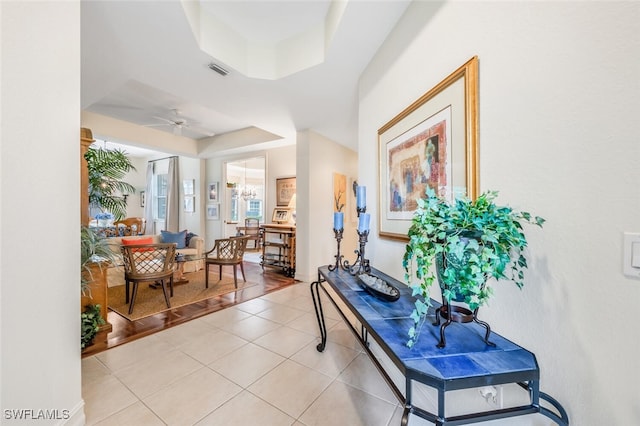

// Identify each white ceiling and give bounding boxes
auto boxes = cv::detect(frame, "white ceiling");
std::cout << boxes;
[81,0,411,155]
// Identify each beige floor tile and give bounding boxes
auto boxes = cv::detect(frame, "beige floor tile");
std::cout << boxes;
[326,321,362,350]
[290,340,360,379]
[82,374,138,425]
[208,342,285,388]
[154,317,217,348]
[93,401,164,426]
[256,303,306,324]
[114,349,202,399]
[222,314,281,341]
[247,359,332,418]
[95,335,175,372]
[198,306,253,329]
[253,325,316,358]
[259,287,302,305]
[82,356,112,386]
[178,329,248,365]
[195,390,295,426]
[299,380,396,426]
[234,297,276,315]
[285,311,338,336]
[143,367,242,425]
[287,294,316,312]
[337,353,398,404]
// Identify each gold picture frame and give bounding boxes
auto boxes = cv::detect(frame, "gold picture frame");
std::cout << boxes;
[276,177,296,206]
[378,56,479,241]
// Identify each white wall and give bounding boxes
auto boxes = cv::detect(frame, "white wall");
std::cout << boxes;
[360,2,640,425]
[296,130,358,282]
[1,2,85,424]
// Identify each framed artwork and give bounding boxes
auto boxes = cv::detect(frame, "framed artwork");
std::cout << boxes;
[378,56,479,241]
[183,179,194,196]
[272,207,292,224]
[207,203,220,220]
[208,182,219,202]
[333,173,346,213]
[183,196,195,213]
[276,177,296,206]
[140,191,145,208]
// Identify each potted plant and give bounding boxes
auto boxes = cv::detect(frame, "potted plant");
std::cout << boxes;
[85,146,136,221]
[403,188,545,348]
[81,226,118,350]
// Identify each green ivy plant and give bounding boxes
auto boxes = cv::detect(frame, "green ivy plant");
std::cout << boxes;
[403,188,545,348]
[85,146,136,221]
[81,304,105,349]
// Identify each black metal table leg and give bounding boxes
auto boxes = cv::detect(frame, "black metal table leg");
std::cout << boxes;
[310,277,327,352]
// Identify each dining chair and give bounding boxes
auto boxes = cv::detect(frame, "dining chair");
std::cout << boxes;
[243,217,261,249]
[120,243,176,314]
[113,217,147,236]
[204,235,250,289]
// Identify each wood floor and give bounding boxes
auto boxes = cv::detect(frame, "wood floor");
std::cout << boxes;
[82,259,297,357]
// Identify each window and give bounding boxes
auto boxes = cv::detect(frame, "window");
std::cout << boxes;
[246,199,263,218]
[230,188,239,223]
[155,173,167,220]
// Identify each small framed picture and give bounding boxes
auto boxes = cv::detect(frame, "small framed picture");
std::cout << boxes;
[183,179,195,196]
[272,207,292,224]
[208,182,219,202]
[207,203,220,220]
[184,196,195,213]
[140,191,145,208]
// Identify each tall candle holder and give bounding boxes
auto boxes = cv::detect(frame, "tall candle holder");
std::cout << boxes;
[343,230,371,276]
[357,206,366,218]
[328,228,344,271]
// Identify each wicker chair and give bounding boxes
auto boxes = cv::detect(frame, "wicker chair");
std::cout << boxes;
[204,235,250,289]
[120,243,176,314]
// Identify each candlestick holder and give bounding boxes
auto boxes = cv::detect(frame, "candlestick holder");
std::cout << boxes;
[357,206,366,217]
[343,230,371,276]
[328,228,344,271]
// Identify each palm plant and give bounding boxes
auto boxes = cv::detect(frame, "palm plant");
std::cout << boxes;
[81,226,117,294]
[85,146,136,221]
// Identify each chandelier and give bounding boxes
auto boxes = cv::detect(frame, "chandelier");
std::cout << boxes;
[240,186,256,200]
[240,161,256,200]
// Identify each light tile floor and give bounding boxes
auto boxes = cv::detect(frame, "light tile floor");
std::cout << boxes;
[82,280,551,426]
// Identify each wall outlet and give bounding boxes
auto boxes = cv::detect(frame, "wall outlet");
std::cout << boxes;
[479,385,503,408]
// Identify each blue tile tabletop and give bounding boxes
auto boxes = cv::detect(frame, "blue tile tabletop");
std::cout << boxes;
[318,266,539,388]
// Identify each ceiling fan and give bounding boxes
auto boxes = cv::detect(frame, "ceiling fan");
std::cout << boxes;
[144,109,215,137]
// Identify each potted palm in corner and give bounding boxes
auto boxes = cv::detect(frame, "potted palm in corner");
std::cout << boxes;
[403,188,545,348]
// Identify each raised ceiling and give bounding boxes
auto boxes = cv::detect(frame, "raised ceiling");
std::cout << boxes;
[81,0,411,155]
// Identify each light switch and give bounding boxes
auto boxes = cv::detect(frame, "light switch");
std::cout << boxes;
[633,242,640,268]
[623,232,640,279]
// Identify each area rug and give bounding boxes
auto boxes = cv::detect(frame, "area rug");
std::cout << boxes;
[108,270,257,321]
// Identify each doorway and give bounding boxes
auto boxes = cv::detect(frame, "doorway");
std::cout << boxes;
[224,157,266,237]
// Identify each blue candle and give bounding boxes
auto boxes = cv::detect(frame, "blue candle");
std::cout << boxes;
[358,213,370,233]
[356,186,366,209]
[333,212,344,230]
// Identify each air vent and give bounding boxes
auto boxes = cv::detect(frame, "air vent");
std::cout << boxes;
[208,62,228,76]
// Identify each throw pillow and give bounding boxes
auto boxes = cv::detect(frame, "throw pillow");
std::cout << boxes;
[122,236,154,252]
[161,230,187,249]
[186,232,197,247]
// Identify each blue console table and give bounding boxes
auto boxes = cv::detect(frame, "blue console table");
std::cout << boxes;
[311,266,569,425]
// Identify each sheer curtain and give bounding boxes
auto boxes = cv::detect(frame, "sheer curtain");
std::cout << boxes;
[165,157,180,232]
[143,162,154,234]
